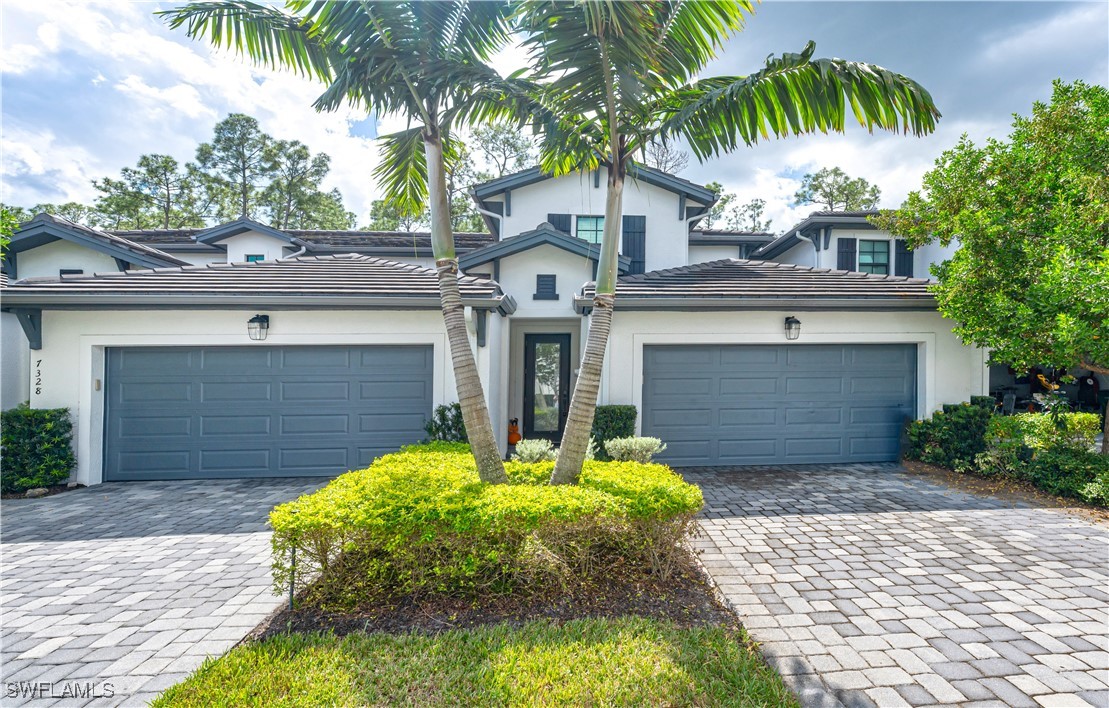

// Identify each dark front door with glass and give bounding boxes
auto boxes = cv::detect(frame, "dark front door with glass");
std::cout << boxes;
[523,334,571,441]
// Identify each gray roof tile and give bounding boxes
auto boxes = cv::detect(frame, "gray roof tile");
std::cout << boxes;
[110,228,495,252]
[580,258,933,306]
[2,254,503,304]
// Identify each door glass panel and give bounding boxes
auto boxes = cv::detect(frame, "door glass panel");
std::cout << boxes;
[532,342,562,432]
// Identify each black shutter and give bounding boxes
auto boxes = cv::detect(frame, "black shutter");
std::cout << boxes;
[534,274,558,300]
[621,215,647,274]
[837,237,857,271]
[894,240,914,277]
[547,213,571,234]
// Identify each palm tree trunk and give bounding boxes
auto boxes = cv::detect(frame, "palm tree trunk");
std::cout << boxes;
[550,169,625,485]
[424,133,508,484]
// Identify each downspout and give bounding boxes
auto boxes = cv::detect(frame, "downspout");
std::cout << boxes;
[475,205,504,240]
[278,245,307,261]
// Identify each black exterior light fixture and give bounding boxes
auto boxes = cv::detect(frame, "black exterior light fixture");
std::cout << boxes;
[247,314,270,341]
[784,316,801,341]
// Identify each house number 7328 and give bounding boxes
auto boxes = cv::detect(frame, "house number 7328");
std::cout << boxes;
[34,360,42,395]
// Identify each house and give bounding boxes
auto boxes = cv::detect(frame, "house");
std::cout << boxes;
[0,165,988,484]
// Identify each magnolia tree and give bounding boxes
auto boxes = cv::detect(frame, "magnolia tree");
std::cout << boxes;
[874,80,1109,451]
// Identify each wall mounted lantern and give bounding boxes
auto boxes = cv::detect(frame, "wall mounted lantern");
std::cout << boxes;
[784,316,801,341]
[247,314,270,341]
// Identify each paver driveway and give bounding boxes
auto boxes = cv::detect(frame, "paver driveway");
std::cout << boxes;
[1,479,326,706]
[685,464,1109,708]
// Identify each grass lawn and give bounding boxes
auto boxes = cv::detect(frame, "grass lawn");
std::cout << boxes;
[154,616,797,707]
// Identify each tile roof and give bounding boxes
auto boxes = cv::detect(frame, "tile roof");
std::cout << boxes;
[577,259,934,309]
[2,254,511,310]
[755,210,882,258]
[11,214,190,267]
[108,228,495,252]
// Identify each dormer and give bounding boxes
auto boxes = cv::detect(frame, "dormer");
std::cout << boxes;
[3,213,188,280]
[193,218,311,263]
[470,164,717,272]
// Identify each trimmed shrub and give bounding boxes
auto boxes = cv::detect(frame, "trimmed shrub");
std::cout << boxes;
[605,437,667,463]
[591,405,637,461]
[904,402,993,470]
[512,438,556,462]
[1,405,76,493]
[424,403,467,443]
[1080,467,1109,507]
[1019,449,1109,500]
[1013,412,1100,452]
[270,445,703,609]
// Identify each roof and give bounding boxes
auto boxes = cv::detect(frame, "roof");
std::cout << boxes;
[194,218,309,247]
[688,229,776,246]
[756,210,881,258]
[1,254,515,313]
[575,258,934,311]
[6,214,190,269]
[471,163,718,205]
[458,223,631,272]
[109,226,495,255]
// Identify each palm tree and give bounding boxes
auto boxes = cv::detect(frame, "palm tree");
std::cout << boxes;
[517,1,942,484]
[162,1,523,483]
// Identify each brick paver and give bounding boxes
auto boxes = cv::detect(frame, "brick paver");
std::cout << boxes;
[685,464,1109,708]
[1,479,325,706]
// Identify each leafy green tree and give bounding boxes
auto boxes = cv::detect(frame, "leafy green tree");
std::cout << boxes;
[728,198,772,232]
[794,166,881,211]
[520,1,940,483]
[446,143,490,232]
[874,80,1108,450]
[0,205,19,255]
[701,181,733,229]
[0,204,32,226]
[471,122,536,178]
[92,154,207,229]
[196,113,278,221]
[262,139,354,228]
[365,199,427,231]
[30,202,97,226]
[163,0,522,484]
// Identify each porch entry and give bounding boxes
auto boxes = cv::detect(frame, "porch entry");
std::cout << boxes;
[523,333,571,441]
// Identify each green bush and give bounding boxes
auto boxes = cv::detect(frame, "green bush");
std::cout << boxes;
[270,445,703,609]
[591,405,637,461]
[512,438,557,462]
[1013,412,1100,452]
[904,402,993,470]
[1080,467,1109,507]
[605,437,667,463]
[424,403,467,443]
[1,405,77,494]
[1019,449,1109,500]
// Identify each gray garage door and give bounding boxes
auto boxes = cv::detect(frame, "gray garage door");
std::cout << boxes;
[105,345,433,481]
[642,344,916,466]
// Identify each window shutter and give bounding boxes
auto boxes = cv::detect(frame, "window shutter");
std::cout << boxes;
[894,240,914,277]
[621,215,647,274]
[534,274,558,300]
[547,213,571,234]
[837,237,857,271]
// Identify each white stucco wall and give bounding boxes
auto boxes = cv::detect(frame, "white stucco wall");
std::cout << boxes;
[219,231,291,263]
[486,169,708,272]
[31,308,504,485]
[16,240,122,279]
[1,312,29,409]
[600,308,988,430]
[493,245,594,319]
[772,238,815,267]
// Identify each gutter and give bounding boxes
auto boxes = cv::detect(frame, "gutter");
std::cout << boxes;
[1,292,516,314]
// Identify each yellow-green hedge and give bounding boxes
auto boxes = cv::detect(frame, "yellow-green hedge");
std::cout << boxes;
[271,443,703,608]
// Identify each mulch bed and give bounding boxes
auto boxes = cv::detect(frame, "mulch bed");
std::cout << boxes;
[902,459,1109,525]
[246,550,736,642]
[0,483,82,500]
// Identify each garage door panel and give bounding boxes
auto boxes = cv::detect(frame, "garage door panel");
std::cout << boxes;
[643,344,915,466]
[201,415,271,436]
[105,345,433,481]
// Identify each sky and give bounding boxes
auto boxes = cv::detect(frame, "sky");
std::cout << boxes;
[1,1,1106,232]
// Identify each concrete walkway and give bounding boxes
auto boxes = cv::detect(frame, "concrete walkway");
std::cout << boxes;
[686,464,1109,708]
[1,479,325,706]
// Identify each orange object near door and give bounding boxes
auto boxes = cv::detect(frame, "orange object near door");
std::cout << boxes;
[507,418,522,445]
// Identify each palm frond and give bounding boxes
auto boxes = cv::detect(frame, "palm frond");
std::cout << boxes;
[159,1,333,82]
[657,42,941,160]
[372,126,428,217]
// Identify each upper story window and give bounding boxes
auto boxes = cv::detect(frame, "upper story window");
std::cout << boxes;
[576,216,604,244]
[245,254,266,263]
[858,240,890,275]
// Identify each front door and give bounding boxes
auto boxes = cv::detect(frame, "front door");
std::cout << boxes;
[523,334,571,441]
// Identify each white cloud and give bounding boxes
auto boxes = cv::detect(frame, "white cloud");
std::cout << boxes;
[114,75,217,121]
[0,126,100,205]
